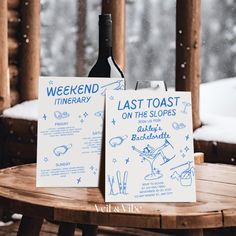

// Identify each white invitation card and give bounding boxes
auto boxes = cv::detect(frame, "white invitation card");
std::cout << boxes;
[105,90,196,202]
[37,77,124,187]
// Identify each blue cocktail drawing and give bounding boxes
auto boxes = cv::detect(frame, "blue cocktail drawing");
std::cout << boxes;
[132,139,176,180]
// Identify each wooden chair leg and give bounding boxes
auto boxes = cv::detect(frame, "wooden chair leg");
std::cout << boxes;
[58,222,76,236]
[81,224,98,236]
[17,215,43,236]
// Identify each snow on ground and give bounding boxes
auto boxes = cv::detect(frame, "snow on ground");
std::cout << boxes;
[1,77,236,143]
[194,77,236,143]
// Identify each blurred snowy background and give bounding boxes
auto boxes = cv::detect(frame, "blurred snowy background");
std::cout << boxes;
[40,0,236,89]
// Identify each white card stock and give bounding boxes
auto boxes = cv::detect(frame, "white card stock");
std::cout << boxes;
[37,77,124,187]
[105,90,196,202]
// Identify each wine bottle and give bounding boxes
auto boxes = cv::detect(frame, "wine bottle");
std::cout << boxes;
[88,14,124,78]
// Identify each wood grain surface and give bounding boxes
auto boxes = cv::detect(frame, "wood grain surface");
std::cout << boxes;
[0,163,235,230]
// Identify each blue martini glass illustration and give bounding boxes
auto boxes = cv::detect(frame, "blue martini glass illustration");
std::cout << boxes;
[132,139,175,180]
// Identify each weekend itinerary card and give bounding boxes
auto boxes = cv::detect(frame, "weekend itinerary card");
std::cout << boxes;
[105,90,196,202]
[37,77,124,187]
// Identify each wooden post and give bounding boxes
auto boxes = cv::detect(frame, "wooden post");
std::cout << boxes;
[8,10,21,30]
[8,0,21,10]
[76,0,87,76]
[20,0,40,101]
[176,0,201,130]
[0,0,10,113]
[102,0,126,72]
[8,38,20,56]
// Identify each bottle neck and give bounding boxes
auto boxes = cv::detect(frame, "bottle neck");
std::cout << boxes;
[98,23,113,59]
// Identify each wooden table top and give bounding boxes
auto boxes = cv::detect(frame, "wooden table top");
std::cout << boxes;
[0,163,235,230]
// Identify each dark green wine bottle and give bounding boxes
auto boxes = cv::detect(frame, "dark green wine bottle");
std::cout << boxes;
[88,14,124,78]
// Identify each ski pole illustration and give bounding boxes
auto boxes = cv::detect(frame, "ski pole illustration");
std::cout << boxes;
[108,175,115,195]
[116,171,123,194]
[123,171,128,194]
[100,80,124,96]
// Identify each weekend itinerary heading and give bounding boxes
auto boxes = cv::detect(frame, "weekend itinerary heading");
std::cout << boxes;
[46,83,100,105]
